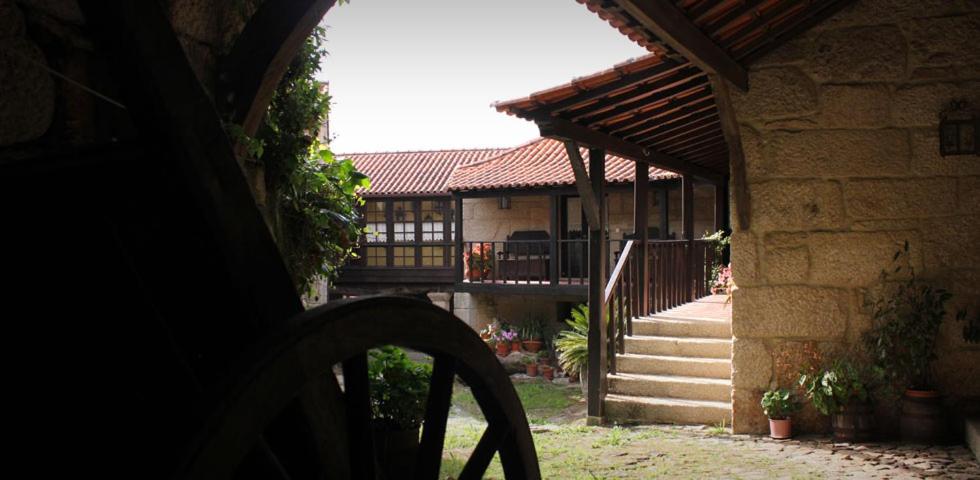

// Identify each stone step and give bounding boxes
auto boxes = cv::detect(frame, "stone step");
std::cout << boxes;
[604,394,732,426]
[624,335,731,358]
[632,316,731,339]
[607,373,731,403]
[616,353,731,379]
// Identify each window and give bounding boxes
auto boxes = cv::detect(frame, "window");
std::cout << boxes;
[393,246,415,267]
[365,201,387,243]
[392,201,415,242]
[421,200,448,241]
[366,247,386,266]
[421,246,445,267]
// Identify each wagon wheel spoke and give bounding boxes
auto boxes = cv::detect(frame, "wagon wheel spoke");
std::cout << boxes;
[298,373,351,480]
[342,352,377,479]
[236,435,295,480]
[458,422,509,480]
[414,354,457,480]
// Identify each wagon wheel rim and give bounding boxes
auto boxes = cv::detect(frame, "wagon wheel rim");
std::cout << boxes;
[177,296,540,480]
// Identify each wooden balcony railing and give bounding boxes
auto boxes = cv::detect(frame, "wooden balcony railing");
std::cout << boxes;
[460,239,589,285]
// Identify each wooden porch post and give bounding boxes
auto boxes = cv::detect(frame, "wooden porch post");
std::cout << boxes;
[633,162,649,315]
[714,182,728,234]
[658,188,669,239]
[549,194,559,285]
[454,194,463,283]
[682,176,695,302]
[587,147,607,424]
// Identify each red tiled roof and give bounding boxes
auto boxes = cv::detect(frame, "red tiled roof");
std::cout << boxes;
[447,138,677,192]
[340,148,509,196]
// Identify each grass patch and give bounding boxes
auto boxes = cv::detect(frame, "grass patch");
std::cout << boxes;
[451,381,582,424]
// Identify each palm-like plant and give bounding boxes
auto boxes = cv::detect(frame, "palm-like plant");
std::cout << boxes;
[555,304,589,377]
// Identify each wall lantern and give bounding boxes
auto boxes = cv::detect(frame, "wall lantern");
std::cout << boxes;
[498,196,511,209]
[939,100,978,156]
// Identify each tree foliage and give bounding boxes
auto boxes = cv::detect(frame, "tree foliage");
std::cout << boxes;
[255,26,369,293]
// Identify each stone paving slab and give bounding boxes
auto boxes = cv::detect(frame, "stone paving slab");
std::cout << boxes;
[667,425,980,479]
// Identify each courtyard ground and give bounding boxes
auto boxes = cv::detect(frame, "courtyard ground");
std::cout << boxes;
[440,379,980,479]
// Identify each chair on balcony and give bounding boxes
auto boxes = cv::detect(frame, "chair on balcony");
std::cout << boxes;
[499,230,550,281]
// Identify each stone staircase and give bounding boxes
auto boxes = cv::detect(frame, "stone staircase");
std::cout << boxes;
[604,295,733,426]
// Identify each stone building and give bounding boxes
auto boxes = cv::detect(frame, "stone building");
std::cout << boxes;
[335,137,720,331]
[494,0,979,433]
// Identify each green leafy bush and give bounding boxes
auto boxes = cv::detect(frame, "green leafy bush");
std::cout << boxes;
[798,358,871,416]
[760,388,801,420]
[555,305,589,377]
[863,241,953,391]
[367,346,432,431]
[252,26,370,293]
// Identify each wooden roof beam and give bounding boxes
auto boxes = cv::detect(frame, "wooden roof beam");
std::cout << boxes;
[611,0,749,91]
[539,117,725,185]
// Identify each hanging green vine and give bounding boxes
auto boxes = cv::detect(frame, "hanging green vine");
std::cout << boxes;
[250,26,369,294]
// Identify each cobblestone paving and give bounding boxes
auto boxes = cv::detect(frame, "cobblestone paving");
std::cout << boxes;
[670,426,980,479]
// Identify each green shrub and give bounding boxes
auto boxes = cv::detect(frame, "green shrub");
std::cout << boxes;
[760,388,801,420]
[367,346,432,431]
[555,305,589,377]
[863,241,953,391]
[798,358,871,416]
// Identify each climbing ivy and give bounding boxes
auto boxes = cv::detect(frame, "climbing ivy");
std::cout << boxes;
[254,26,369,294]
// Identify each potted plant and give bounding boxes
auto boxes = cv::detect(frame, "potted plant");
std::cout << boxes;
[492,330,510,357]
[521,318,545,353]
[522,355,538,377]
[368,346,431,478]
[540,363,554,381]
[761,388,801,439]
[555,304,589,395]
[863,241,954,444]
[463,242,493,281]
[507,329,521,353]
[712,264,731,295]
[799,357,875,442]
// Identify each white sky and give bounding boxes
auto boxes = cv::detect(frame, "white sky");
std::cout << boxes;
[317,0,647,153]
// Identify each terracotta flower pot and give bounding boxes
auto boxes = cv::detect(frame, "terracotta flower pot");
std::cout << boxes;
[495,342,509,356]
[768,418,792,439]
[510,341,521,353]
[522,340,542,353]
[540,365,554,381]
[525,363,538,377]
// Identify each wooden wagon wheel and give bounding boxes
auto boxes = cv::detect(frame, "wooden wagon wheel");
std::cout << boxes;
[177,296,540,480]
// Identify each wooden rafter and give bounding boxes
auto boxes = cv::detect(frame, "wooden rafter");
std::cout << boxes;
[543,117,725,184]
[564,141,602,228]
[611,0,749,91]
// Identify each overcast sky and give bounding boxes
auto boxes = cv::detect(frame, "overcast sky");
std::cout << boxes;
[317,0,646,153]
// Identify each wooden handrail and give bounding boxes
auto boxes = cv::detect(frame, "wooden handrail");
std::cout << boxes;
[604,240,634,302]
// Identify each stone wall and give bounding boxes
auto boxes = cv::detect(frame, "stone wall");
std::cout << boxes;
[729,0,980,434]
[453,292,557,332]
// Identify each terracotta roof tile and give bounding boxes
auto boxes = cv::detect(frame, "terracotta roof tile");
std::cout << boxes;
[340,148,509,196]
[447,138,677,192]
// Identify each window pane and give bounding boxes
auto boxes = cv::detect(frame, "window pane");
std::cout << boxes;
[366,247,386,266]
[392,201,415,222]
[393,246,415,267]
[366,201,385,222]
[421,246,445,267]
[366,222,387,243]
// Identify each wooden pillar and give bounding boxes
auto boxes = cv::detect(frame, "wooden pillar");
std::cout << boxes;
[658,188,669,239]
[454,194,463,283]
[714,182,728,234]
[633,162,649,315]
[587,147,607,424]
[549,194,559,285]
[682,176,695,302]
